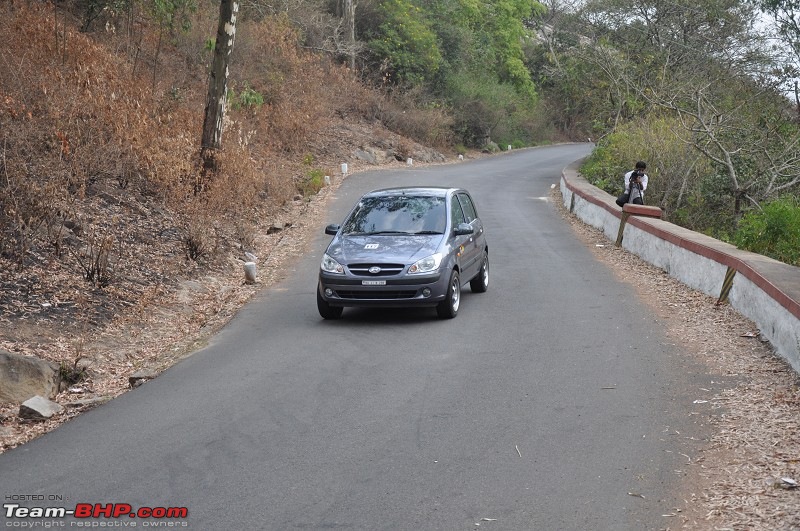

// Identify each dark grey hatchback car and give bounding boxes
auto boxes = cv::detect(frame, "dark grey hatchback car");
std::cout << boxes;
[317,187,489,319]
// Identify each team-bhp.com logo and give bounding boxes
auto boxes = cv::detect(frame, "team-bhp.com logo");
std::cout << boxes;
[4,503,189,527]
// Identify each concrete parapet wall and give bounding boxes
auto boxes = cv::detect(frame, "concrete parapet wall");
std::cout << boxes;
[561,160,800,374]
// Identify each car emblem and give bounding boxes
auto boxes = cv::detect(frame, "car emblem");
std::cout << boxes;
[368,266,381,274]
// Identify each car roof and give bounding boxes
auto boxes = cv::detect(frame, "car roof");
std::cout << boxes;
[361,187,463,198]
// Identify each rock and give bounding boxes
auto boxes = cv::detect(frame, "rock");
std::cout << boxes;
[0,425,13,439]
[129,369,158,388]
[64,396,113,409]
[354,146,396,165]
[179,280,209,294]
[63,219,83,236]
[19,395,64,420]
[0,350,61,404]
[266,224,283,235]
[411,148,446,163]
[353,149,377,165]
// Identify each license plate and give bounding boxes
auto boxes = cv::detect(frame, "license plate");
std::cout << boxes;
[362,280,386,286]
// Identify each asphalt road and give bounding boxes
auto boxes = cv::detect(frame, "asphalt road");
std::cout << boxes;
[0,144,713,530]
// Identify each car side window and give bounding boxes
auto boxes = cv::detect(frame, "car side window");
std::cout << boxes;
[451,197,466,228]
[457,193,477,223]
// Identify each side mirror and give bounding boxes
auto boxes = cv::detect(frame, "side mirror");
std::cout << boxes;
[325,224,340,235]
[453,222,474,236]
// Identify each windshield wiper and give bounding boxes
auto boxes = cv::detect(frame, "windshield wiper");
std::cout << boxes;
[345,230,442,236]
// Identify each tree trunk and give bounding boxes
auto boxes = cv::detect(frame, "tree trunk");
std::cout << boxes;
[201,0,239,158]
[795,81,799,121]
[344,0,356,71]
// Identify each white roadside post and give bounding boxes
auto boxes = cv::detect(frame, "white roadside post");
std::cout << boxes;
[244,262,257,284]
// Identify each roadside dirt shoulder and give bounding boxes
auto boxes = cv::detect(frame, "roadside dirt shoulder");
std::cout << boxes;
[551,187,800,530]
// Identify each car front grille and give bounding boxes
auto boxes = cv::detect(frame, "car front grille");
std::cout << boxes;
[335,290,418,300]
[347,263,405,276]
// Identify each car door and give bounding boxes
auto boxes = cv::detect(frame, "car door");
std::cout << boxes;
[449,193,472,277]
[455,192,484,281]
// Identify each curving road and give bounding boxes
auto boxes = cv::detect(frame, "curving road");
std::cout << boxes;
[0,144,713,530]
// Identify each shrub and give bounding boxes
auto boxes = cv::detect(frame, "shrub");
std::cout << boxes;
[376,87,454,148]
[580,116,713,224]
[580,144,622,195]
[446,71,538,147]
[228,84,265,110]
[71,230,115,286]
[59,358,88,386]
[297,168,326,197]
[482,141,500,153]
[734,197,800,266]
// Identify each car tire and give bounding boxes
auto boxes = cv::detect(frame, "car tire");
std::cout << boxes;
[317,286,343,319]
[436,270,460,319]
[470,251,489,293]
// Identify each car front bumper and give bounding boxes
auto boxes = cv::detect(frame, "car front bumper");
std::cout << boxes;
[318,269,449,308]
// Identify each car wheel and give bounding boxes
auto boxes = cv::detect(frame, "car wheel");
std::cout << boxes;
[317,285,343,319]
[470,251,489,293]
[436,270,460,319]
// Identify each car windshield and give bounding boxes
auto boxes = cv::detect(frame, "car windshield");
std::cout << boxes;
[341,195,447,235]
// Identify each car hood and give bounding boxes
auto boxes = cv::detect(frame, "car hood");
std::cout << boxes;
[328,234,444,264]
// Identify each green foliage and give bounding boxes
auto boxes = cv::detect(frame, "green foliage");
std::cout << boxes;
[431,0,542,100]
[672,172,738,238]
[482,140,500,152]
[366,0,442,86]
[734,197,800,266]
[298,168,326,197]
[298,154,324,197]
[149,0,197,33]
[446,69,540,147]
[238,86,265,108]
[357,0,543,144]
[228,84,265,110]
[581,116,719,223]
[579,130,636,187]
[485,0,543,99]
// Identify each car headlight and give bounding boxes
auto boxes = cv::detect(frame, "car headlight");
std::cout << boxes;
[408,253,442,274]
[321,253,345,274]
